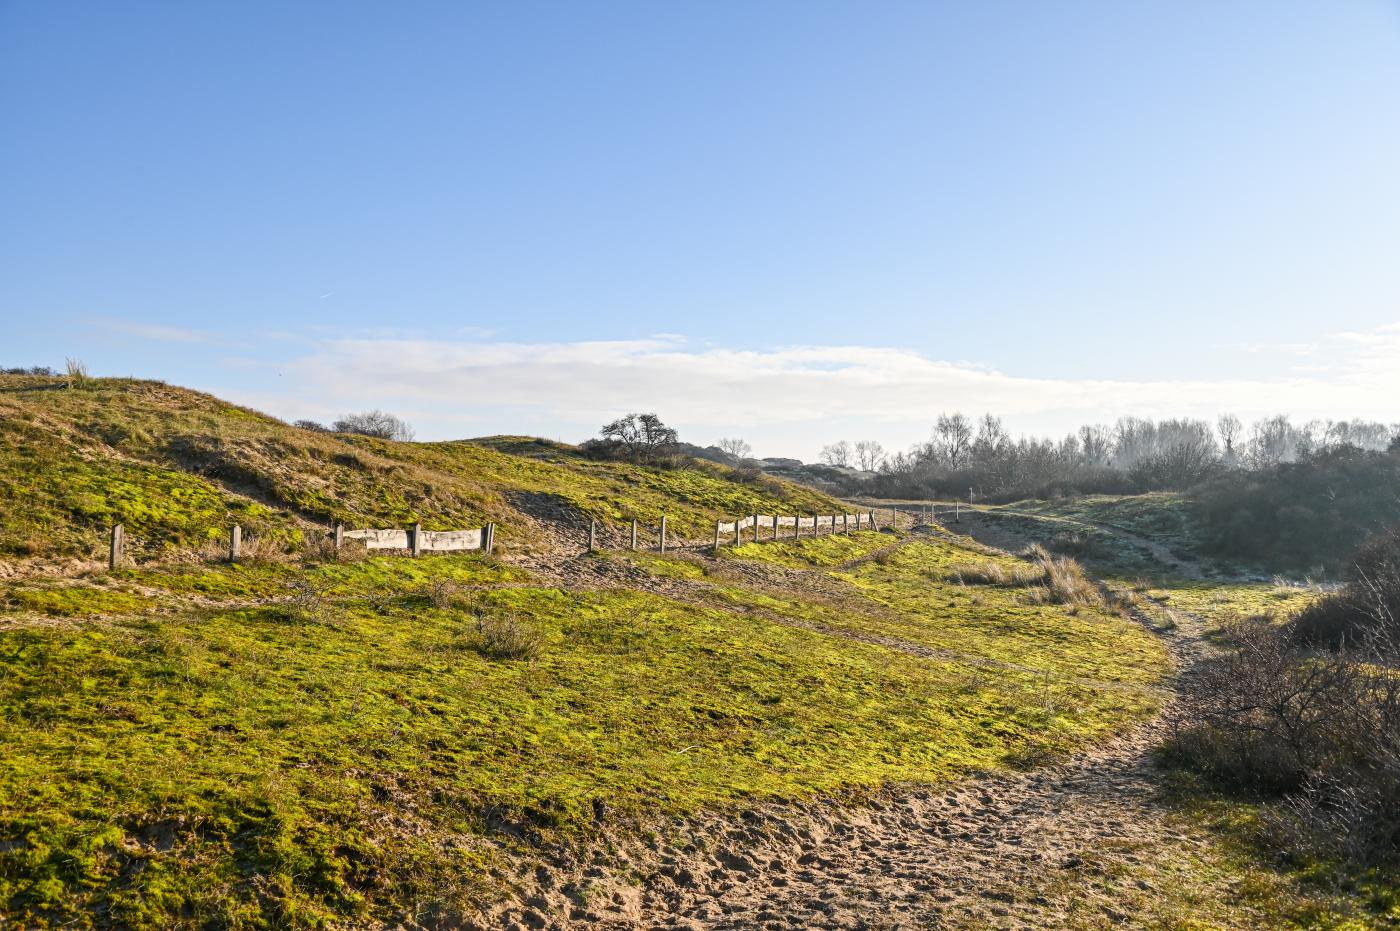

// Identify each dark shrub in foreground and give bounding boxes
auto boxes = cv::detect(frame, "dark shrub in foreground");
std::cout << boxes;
[1290,527,1400,653]
[1165,615,1400,865]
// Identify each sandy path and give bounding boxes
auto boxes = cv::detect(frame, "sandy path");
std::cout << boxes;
[482,528,1253,931]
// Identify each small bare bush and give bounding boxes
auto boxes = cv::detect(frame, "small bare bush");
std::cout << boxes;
[425,578,463,610]
[236,533,289,565]
[278,577,328,624]
[474,612,542,661]
[302,534,367,565]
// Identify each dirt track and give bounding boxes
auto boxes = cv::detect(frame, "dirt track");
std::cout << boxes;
[480,524,1256,931]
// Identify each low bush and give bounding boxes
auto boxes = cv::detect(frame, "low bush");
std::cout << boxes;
[1290,527,1400,654]
[474,611,542,660]
[1164,615,1400,865]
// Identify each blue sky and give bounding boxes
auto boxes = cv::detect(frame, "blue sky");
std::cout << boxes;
[3,1,1399,459]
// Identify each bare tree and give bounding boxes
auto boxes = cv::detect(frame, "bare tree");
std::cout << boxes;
[333,409,415,441]
[717,437,753,461]
[855,439,886,471]
[599,413,679,465]
[933,412,974,468]
[820,440,853,467]
[1217,413,1242,466]
[1245,415,1303,469]
[1079,424,1112,467]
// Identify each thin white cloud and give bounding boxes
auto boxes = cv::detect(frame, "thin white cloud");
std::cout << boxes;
[224,323,1400,460]
[96,319,210,343]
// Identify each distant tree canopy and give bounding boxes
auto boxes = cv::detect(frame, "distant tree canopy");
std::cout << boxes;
[585,413,679,465]
[332,409,415,442]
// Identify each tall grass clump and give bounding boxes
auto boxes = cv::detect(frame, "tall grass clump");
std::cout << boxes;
[64,357,94,390]
[1023,544,1103,608]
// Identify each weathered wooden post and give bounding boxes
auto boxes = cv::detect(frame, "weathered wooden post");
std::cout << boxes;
[843,512,850,534]
[713,521,722,553]
[733,519,741,546]
[587,519,597,553]
[955,499,960,523]
[659,515,668,553]
[771,514,779,540]
[410,522,422,557]
[631,519,639,550]
[483,522,496,554]
[750,513,758,543]
[109,524,124,570]
[855,511,862,531]
[334,522,344,553]
[229,524,242,563]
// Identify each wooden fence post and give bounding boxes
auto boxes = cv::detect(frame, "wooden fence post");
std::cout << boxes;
[334,523,344,553]
[631,519,638,551]
[733,519,741,546]
[659,515,667,553]
[587,519,597,553]
[483,522,496,554]
[109,524,124,570]
[771,514,779,541]
[750,513,758,543]
[713,521,722,553]
[229,524,241,563]
[843,512,849,534]
[410,522,422,557]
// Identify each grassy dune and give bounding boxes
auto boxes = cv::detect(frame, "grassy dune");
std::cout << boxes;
[0,374,837,562]
[0,528,1168,928]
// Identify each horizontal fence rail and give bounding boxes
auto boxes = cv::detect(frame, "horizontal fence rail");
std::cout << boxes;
[103,499,963,571]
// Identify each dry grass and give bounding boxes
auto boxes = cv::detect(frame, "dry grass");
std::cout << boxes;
[474,611,543,660]
[64,358,93,390]
[946,561,1045,587]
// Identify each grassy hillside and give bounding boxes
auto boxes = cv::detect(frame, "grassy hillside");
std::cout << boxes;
[0,516,1170,928]
[0,374,837,563]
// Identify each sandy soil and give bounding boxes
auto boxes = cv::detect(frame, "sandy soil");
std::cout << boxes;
[471,521,1264,931]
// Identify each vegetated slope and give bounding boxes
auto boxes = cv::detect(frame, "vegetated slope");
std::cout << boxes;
[0,521,1169,929]
[0,374,838,564]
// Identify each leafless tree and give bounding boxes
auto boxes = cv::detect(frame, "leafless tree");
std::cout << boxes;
[333,409,415,441]
[933,412,974,468]
[1245,415,1303,469]
[1217,413,1242,466]
[599,413,679,465]
[717,437,753,460]
[1079,424,1112,467]
[855,439,886,471]
[820,440,853,467]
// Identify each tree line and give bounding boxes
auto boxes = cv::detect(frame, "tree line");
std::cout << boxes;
[818,412,1400,501]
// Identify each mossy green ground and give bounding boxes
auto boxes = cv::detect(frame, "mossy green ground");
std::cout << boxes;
[0,533,1168,929]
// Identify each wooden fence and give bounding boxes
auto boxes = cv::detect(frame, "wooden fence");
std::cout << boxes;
[103,501,956,569]
[709,510,879,551]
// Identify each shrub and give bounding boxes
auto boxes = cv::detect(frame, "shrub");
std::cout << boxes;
[473,612,542,661]
[333,410,415,442]
[294,419,330,432]
[1164,616,1400,864]
[1290,527,1400,654]
[1,365,56,375]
